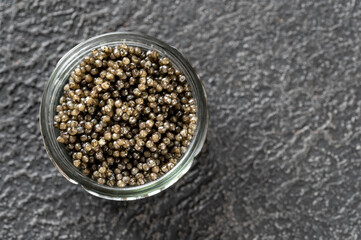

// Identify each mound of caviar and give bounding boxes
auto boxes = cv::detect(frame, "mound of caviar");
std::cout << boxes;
[53,44,197,187]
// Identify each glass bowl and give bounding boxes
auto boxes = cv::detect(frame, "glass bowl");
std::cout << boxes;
[39,32,208,200]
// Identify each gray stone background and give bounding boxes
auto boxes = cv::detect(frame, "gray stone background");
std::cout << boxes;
[1,0,361,239]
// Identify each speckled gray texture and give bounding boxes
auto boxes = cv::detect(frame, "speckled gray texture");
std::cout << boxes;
[1,0,361,239]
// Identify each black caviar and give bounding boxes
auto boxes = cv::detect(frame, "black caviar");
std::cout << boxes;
[53,44,197,187]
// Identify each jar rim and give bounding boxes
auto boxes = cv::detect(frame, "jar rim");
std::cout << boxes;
[39,32,208,200]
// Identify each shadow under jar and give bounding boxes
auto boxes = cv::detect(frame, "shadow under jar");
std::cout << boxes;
[39,32,208,200]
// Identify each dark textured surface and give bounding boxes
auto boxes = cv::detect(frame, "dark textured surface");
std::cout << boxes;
[1,0,361,239]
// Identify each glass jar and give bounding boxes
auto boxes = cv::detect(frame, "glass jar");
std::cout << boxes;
[39,32,208,200]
